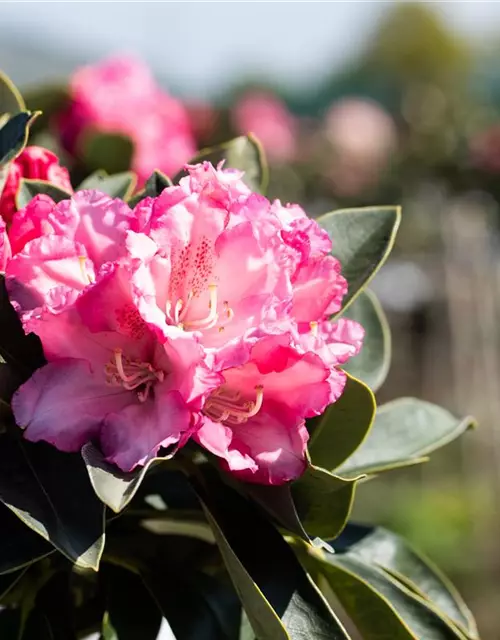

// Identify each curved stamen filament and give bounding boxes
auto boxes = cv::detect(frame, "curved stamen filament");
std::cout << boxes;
[105,349,164,402]
[185,284,219,329]
[310,321,318,337]
[177,291,194,322]
[204,385,264,425]
[78,256,93,285]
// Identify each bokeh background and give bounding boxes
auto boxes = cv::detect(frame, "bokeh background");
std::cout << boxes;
[2,1,500,637]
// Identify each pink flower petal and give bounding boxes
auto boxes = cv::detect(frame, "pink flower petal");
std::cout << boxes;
[13,359,132,452]
[101,387,191,471]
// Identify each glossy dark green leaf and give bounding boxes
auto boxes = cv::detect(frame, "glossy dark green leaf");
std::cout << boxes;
[174,135,268,193]
[0,70,25,115]
[81,131,134,175]
[342,290,391,392]
[334,524,477,639]
[317,206,401,311]
[144,566,242,640]
[291,466,358,540]
[0,567,30,602]
[337,398,477,478]
[101,564,162,640]
[16,178,72,210]
[0,502,52,575]
[0,276,45,381]
[139,510,214,543]
[22,571,76,640]
[82,442,177,514]
[238,483,310,541]
[0,429,105,570]
[0,112,40,166]
[128,170,172,207]
[311,550,466,640]
[308,374,376,472]
[195,472,350,640]
[78,171,137,200]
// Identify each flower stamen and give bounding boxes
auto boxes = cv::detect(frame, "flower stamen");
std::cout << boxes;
[105,349,164,402]
[184,284,219,330]
[203,385,264,425]
[78,256,93,285]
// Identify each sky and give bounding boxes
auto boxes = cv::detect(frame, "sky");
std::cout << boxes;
[2,2,500,98]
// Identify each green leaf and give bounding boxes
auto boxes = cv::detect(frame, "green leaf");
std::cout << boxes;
[194,471,351,640]
[317,206,401,311]
[291,466,358,540]
[238,483,310,542]
[0,502,52,575]
[82,442,177,514]
[0,429,105,570]
[342,290,391,392]
[308,374,376,472]
[128,170,172,207]
[311,550,466,640]
[0,276,45,381]
[101,564,162,640]
[0,70,25,114]
[174,135,268,193]
[22,571,77,640]
[81,131,134,175]
[337,398,477,478]
[334,524,478,639]
[0,567,30,602]
[16,178,72,210]
[143,566,242,640]
[77,171,137,200]
[0,112,40,167]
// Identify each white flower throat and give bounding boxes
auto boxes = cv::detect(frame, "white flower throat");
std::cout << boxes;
[166,284,234,333]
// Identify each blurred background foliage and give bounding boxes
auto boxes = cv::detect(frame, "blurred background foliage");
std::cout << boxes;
[2,1,500,637]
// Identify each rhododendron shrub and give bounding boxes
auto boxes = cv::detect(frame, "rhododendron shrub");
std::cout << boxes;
[0,68,479,640]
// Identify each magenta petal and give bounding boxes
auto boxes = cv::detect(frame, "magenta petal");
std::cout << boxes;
[101,387,191,471]
[12,359,132,452]
[195,418,257,473]
[221,406,308,485]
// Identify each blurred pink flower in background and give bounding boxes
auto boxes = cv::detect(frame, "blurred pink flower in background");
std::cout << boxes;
[233,91,298,163]
[324,98,397,196]
[185,100,219,145]
[58,56,196,183]
[0,147,72,225]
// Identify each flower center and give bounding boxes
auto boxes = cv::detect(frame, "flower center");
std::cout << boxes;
[203,385,264,425]
[104,348,164,402]
[166,284,234,333]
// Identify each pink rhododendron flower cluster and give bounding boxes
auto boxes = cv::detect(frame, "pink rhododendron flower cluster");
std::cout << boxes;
[0,146,73,225]
[2,162,363,485]
[233,92,298,163]
[58,56,196,184]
